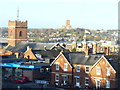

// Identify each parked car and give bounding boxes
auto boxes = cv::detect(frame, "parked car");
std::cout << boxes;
[9,76,28,83]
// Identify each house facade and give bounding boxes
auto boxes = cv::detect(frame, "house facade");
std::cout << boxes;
[51,53,73,87]
[51,52,119,89]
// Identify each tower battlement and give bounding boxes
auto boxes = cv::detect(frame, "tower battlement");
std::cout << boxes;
[8,20,27,27]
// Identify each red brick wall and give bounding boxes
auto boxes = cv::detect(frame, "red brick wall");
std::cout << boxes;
[8,20,27,46]
[73,64,92,87]
[89,57,116,88]
[23,69,33,81]
[51,54,73,87]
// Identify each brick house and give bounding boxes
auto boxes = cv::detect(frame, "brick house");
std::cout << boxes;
[50,52,119,89]
[24,46,61,63]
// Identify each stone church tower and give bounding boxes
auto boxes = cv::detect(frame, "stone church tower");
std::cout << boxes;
[8,20,27,46]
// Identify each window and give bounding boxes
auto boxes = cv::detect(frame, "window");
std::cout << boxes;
[46,68,50,72]
[62,75,68,85]
[96,67,101,75]
[27,55,30,59]
[85,66,89,73]
[55,74,59,81]
[76,65,80,72]
[64,63,68,71]
[85,77,89,85]
[106,80,110,88]
[19,31,22,36]
[56,63,59,70]
[40,68,44,73]
[106,68,110,76]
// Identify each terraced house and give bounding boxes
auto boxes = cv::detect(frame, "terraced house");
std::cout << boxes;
[50,52,119,89]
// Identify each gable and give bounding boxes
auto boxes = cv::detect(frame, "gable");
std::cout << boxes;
[90,56,116,73]
[50,52,72,68]
[24,49,37,59]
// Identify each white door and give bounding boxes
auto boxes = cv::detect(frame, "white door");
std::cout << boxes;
[76,77,80,87]
[63,76,68,85]
[106,80,110,88]
[96,80,100,88]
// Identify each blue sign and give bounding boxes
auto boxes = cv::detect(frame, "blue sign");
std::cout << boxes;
[0,63,42,69]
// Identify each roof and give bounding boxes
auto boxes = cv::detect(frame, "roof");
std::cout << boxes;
[1,58,36,63]
[62,52,102,65]
[32,50,60,59]
[0,55,16,59]
[104,55,119,71]
[6,42,67,53]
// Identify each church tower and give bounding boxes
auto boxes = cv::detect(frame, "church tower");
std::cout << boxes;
[8,20,27,46]
[8,9,27,46]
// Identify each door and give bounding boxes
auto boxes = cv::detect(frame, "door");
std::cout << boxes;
[63,76,68,85]
[76,77,80,87]
[96,80,100,89]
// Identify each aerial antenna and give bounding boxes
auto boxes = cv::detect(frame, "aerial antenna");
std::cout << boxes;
[17,8,19,21]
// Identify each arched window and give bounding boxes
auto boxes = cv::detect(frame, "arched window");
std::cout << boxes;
[27,55,30,59]
[19,31,22,36]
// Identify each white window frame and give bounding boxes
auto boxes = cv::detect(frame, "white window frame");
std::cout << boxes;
[55,74,59,81]
[56,62,60,70]
[96,67,101,75]
[76,65,80,72]
[85,66,89,73]
[85,77,89,85]
[64,63,68,71]
[106,80,110,88]
[40,68,44,73]
[106,68,110,76]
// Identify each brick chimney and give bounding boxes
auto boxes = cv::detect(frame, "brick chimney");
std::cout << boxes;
[92,42,97,54]
[27,46,32,51]
[104,47,109,55]
[85,46,89,57]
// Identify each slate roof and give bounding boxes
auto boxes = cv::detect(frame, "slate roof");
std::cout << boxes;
[6,41,67,53]
[104,55,119,71]
[0,55,16,59]
[62,52,102,65]
[1,58,36,63]
[62,52,119,72]
[32,50,60,59]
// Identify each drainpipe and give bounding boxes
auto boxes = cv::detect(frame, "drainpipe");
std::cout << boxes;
[72,67,74,88]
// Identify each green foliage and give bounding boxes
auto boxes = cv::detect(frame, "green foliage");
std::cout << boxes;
[71,48,76,52]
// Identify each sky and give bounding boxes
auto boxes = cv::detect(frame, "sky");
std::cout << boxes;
[0,0,119,30]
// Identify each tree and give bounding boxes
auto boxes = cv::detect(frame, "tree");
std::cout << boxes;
[71,48,76,52]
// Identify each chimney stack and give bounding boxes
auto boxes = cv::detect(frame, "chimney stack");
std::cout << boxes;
[85,46,89,57]
[44,46,46,51]
[27,46,32,51]
[104,47,109,55]
[92,42,97,54]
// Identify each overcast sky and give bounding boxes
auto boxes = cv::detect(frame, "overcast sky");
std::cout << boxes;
[0,0,119,30]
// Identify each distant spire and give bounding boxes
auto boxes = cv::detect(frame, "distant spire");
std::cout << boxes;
[17,8,19,21]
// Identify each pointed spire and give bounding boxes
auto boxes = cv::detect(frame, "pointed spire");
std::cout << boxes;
[17,7,19,21]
